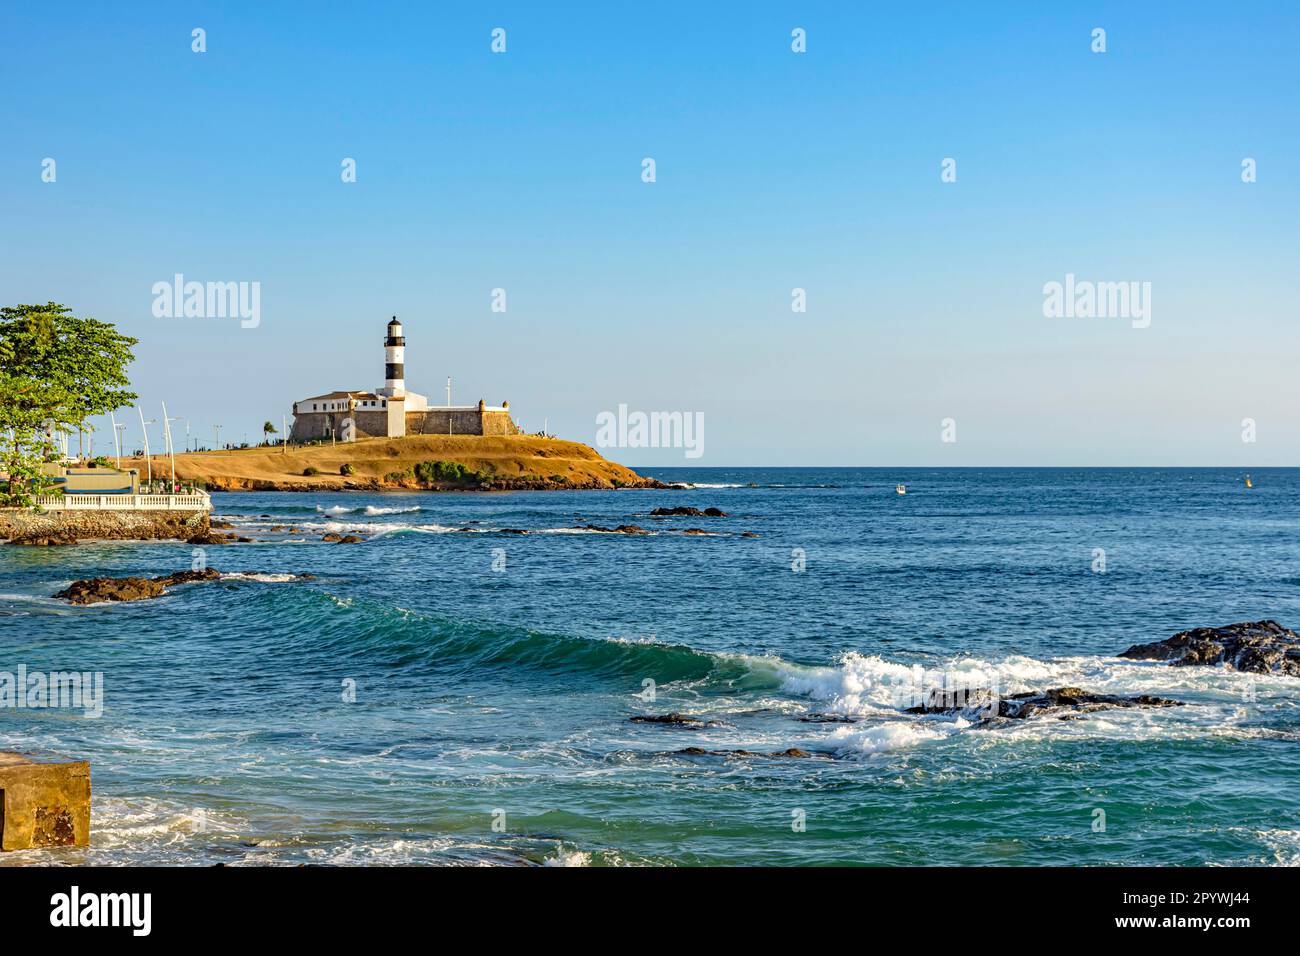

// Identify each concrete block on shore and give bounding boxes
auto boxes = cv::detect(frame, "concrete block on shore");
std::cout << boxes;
[0,751,91,850]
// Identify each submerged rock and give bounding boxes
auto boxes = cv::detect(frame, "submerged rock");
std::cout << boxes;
[796,713,859,724]
[1118,620,1300,675]
[674,746,817,759]
[905,686,1182,720]
[630,713,709,727]
[54,567,222,605]
[574,524,649,535]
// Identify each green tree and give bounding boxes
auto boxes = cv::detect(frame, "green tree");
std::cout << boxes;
[0,302,138,506]
[263,420,277,444]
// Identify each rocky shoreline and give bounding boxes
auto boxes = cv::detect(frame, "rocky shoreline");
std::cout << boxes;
[0,506,210,546]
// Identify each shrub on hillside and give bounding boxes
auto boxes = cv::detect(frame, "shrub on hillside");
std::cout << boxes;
[340,463,356,476]
[413,457,486,481]
[303,466,320,476]
[414,459,487,486]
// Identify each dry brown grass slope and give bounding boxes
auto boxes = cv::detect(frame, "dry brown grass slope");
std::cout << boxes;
[160,435,659,491]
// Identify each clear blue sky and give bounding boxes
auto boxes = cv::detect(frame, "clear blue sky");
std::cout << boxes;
[2,1,1297,465]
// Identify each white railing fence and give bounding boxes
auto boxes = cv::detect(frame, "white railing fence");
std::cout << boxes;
[30,494,212,511]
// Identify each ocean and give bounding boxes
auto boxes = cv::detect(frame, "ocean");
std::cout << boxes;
[2,467,1298,866]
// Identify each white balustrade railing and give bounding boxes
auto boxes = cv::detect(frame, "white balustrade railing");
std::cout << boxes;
[29,493,212,511]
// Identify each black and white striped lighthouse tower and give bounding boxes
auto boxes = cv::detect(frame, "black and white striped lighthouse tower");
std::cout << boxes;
[379,315,405,397]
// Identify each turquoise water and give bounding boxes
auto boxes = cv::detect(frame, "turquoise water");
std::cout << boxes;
[2,468,1298,866]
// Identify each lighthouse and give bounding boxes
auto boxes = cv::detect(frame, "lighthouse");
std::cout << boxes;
[378,316,405,397]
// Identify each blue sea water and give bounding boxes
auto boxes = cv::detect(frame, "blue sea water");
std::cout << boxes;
[2,467,1298,866]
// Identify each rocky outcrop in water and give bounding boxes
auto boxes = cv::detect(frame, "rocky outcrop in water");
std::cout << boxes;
[1118,620,1300,675]
[574,524,649,535]
[54,568,222,605]
[630,713,710,727]
[650,507,727,518]
[904,686,1182,720]
[188,531,252,545]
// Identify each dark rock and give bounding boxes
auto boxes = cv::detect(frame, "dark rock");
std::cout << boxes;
[575,524,649,535]
[796,713,859,724]
[680,528,713,536]
[210,520,235,529]
[497,528,529,535]
[1118,620,1300,676]
[335,535,363,544]
[740,532,759,538]
[650,506,728,518]
[674,746,819,759]
[905,685,1182,720]
[10,534,79,546]
[630,712,707,726]
[188,532,236,545]
[54,567,222,605]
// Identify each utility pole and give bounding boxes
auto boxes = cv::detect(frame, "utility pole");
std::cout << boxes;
[282,414,288,453]
[213,425,222,451]
[137,407,155,484]
[446,376,452,408]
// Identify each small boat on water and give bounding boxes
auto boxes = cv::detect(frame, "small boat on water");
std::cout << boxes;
[895,484,907,496]
[1245,474,1253,489]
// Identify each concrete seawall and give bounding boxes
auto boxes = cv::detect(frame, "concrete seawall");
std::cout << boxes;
[0,508,209,544]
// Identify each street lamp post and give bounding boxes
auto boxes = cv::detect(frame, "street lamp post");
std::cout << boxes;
[162,402,181,491]
[109,412,125,469]
[137,407,155,485]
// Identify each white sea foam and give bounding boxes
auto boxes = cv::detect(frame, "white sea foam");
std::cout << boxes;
[763,647,1300,755]
[543,846,592,867]
[819,716,971,754]
[220,572,305,583]
[322,520,459,537]
[1253,829,1300,866]
[364,505,421,516]
[316,505,354,515]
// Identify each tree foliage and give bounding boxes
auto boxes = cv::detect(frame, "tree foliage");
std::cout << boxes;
[0,302,138,506]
